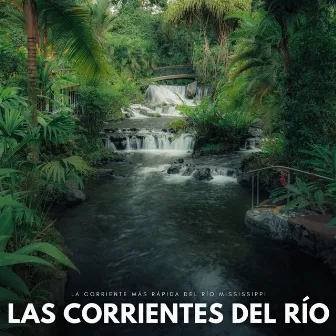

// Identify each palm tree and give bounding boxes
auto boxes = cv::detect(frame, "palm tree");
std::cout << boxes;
[228,9,282,105]
[1,0,105,124]
[87,0,115,41]
[1,0,105,203]
[164,0,251,96]
[165,0,251,45]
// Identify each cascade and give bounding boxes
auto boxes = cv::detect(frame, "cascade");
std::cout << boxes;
[106,129,195,152]
[195,86,210,101]
[122,84,210,119]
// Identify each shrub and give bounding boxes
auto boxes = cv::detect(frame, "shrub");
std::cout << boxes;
[199,144,224,155]
[166,118,189,132]
[260,133,286,159]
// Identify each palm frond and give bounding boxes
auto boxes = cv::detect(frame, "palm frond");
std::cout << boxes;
[38,0,107,78]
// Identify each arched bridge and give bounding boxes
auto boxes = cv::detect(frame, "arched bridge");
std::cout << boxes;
[150,64,196,82]
[151,74,196,81]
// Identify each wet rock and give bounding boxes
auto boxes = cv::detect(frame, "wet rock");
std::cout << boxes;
[177,158,184,164]
[180,163,196,176]
[248,126,263,138]
[167,163,182,174]
[138,108,155,117]
[186,81,197,98]
[124,108,135,116]
[161,104,175,114]
[192,168,213,181]
[237,170,252,187]
[109,134,126,150]
[246,208,336,279]
[95,168,114,178]
[64,181,86,205]
[227,169,235,177]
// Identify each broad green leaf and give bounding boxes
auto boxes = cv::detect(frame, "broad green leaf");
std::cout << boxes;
[0,253,54,268]
[0,287,25,304]
[296,178,310,197]
[0,197,27,210]
[272,193,292,204]
[314,190,324,205]
[14,243,78,272]
[297,199,310,209]
[0,169,19,178]
[270,187,286,198]
[0,237,9,242]
[285,197,306,209]
[325,217,336,228]
[0,208,13,251]
[332,146,336,177]
[286,183,302,196]
[0,268,30,296]
[37,116,47,127]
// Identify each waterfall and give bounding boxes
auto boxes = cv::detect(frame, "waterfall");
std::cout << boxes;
[107,129,195,152]
[107,138,117,152]
[123,83,211,119]
[195,86,210,101]
[146,85,186,105]
[244,138,257,150]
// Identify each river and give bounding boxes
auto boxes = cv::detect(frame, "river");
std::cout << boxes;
[57,85,336,336]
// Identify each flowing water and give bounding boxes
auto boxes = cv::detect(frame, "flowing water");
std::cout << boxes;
[123,84,205,118]
[57,85,336,336]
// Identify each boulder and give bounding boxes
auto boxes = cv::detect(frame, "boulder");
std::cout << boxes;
[123,108,135,117]
[109,134,127,150]
[138,108,155,117]
[237,170,252,187]
[248,126,263,138]
[95,168,114,178]
[64,181,86,205]
[192,168,213,181]
[167,163,182,174]
[161,104,174,114]
[177,157,184,164]
[180,163,196,176]
[186,81,197,99]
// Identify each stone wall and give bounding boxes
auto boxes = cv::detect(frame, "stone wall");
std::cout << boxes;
[245,207,336,279]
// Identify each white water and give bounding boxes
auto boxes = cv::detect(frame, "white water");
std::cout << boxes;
[107,129,195,153]
[107,84,197,152]
[122,84,204,119]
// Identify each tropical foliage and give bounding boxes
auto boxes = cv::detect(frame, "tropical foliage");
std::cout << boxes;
[1,0,336,332]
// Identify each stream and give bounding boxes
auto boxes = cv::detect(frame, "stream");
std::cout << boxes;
[57,85,336,336]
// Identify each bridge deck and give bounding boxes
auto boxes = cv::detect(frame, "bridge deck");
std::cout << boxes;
[153,65,193,71]
[151,74,196,82]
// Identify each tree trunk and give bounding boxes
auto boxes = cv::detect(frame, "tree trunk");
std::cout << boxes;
[24,0,40,206]
[24,0,38,126]
[280,32,291,75]
[43,21,48,61]
[202,83,206,99]
[279,19,292,94]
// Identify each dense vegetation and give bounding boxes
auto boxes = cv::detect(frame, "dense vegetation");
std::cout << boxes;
[0,0,336,334]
